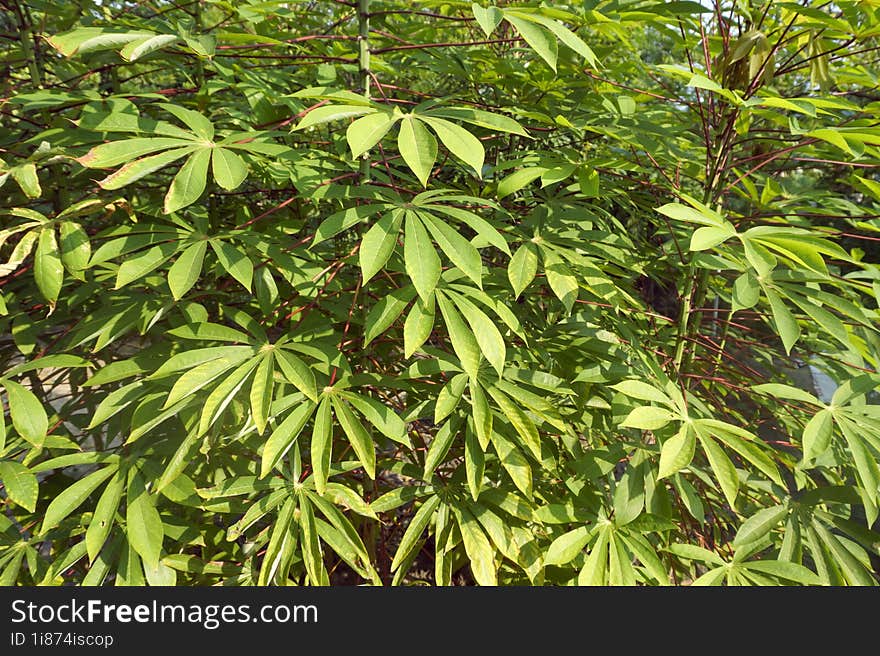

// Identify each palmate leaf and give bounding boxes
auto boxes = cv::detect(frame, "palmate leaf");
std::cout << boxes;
[76,104,252,211]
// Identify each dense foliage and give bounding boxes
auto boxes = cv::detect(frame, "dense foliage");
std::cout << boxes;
[1,0,880,586]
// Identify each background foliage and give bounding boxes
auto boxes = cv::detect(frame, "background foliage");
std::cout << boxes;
[1,0,880,586]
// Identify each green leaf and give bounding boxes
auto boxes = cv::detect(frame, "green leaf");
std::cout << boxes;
[489,429,532,498]
[424,419,459,478]
[697,420,782,486]
[545,525,590,566]
[667,543,726,566]
[765,289,800,355]
[419,116,485,177]
[578,526,610,585]
[210,239,253,291]
[98,147,195,190]
[164,148,210,214]
[34,227,63,305]
[0,461,38,512]
[419,211,483,287]
[698,434,739,508]
[48,28,154,57]
[455,505,498,585]
[0,552,25,586]
[115,242,178,289]
[347,112,397,159]
[298,494,328,586]
[734,504,788,547]
[398,117,437,187]
[403,295,435,357]
[743,560,820,585]
[359,209,403,284]
[295,105,375,131]
[472,4,504,37]
[275,349,318,403]
[391,495,440,571]
[58,221,91,274]
[837,418,880,509]
[211,148,248,191]
[312,204,388,246]
[655,202,724,227]
[197,357,261,436]
[119,33,179,61]
[690,225,735,251]
[311,398,332,495]
[611,380,673,405]
[425,107,528,137]
[88,381,144,428]
[41,465,117,534]
[436,293,481,379]
[77,138,191,168]
[167,240,207,300]
[332,398,376,479]
[155,429,200,494]
[449,293,504,377]
[508,242,538,298]
[249,353,274,435]
[257,497,295,585]
[803,409,834,463]
[470,380,493,451]
[658,425,695,479]
[690,566,727,586]
[341,392,408,446]
[504,15,558,71]
[3,379,48,446]
[487,386,541,460]
[621,406,677,431]
[464,427,485,501]
[732,272,760,312]
[86,471,124,562]
[12,163,41,198]
[166,322,252,343]
[435,373,467,423]
[162,354,241,409]
[404,212,441,303]
[365,287,412,346]
[497,167,546,199]
[534,14,599,68]
[542,249,578,312]
[126,470,164,569]
[159,103,214,140]
[752,383,820,405]
[812,521,875,586]
[261,401,315,478]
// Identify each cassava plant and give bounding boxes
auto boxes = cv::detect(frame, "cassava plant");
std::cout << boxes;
[1,0,880,586]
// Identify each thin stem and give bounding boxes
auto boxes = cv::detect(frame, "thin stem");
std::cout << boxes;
[358,0,371,182]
